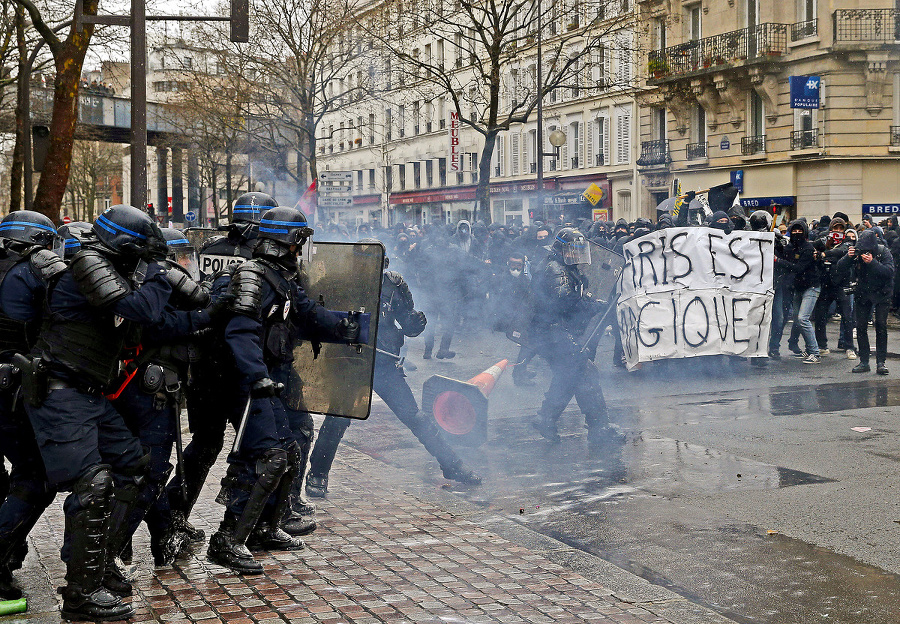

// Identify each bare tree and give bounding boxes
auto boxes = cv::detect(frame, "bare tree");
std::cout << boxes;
[63,139,120,221]
[374,0,637,221]
[14,0,102,222]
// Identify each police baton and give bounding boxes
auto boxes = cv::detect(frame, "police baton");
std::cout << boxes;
[231,395,253,456]
[173,407,187,506]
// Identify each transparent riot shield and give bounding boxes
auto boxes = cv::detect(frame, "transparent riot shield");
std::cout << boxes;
[287,241,384,420]
[576,242,626,351]
[183,227,220,250]
[581,241,626,303]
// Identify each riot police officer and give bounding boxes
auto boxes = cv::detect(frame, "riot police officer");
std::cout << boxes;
[22,205,171,621]
[0,211,65,600]
[530,228,615,444]
[164,193,278,549]
[306,241,481,498]
[110,228,228,568]
[208,207,359,574]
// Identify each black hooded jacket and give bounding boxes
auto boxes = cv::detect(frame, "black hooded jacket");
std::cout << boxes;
[777,219,821,291]
[835,229,895,302]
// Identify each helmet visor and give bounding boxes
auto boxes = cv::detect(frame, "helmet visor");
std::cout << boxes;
[51,234,65,258]
[171,248,201,282]
[561,239,591,265]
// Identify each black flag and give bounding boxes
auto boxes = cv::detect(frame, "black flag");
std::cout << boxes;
[708,183,740,213]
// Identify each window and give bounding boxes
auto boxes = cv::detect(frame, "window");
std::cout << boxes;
[385,166,393,191]
[357,170,363,191]
[749,90,764,138]
[386,109,392,141]
[618,191,631,217]
[616,105,631,164]
[792,108,818,148]
[413,162,421,188]
[425,160,433,186]
[592,116,607,166]
[182,56,193,69]
[438,158,447,186]
[510,133,520,175]
[797,0,815,23]
[369,114,375,144]
[398,105,406,137]
[688,5,701,41]
[398,164,406,190]
[652,108,667,141]
[693,106,706,144]
[655,18,667,51]
[369,169,376,190]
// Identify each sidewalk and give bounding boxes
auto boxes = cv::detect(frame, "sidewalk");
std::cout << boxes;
[12,444,737,624]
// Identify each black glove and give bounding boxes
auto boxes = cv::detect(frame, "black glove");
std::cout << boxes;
[204,292,235,321]
[250,377,283,399]
[402,310,426,337]
[336,316,361,342]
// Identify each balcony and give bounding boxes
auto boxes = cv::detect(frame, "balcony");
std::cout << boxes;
[791,19,817,41]
[439,119,446,129]
[648,23,789,83]
[636,139,671,167]
[891,126,900,147]
[791,129,819,150]
[571,156,579,168]
[834,9,900,43]
[686,142,708,160]
[595,153,605,166]
[741,135,766,155]
[530,162,537,173]
[426,122,432,132]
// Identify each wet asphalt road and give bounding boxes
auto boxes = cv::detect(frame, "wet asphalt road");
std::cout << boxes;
[336,320,900,624]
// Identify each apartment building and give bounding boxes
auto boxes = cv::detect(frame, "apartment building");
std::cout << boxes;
[638,0,900,224]
[316,0,643,228]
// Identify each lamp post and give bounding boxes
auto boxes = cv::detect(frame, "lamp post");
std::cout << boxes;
[535,6,566,223]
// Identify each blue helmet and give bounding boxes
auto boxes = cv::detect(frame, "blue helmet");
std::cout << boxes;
[0,210,59,252]
[257,207,313,246]
[57,221,93,259]
[233,192,277,224]
[161,227,200,280]
[92,205,167,260]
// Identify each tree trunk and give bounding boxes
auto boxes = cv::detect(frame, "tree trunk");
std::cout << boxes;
[32,10,98,223]
[210,164,219,227]
[9,5,26,212]
[225,150,233,222]
[476,131,497,225]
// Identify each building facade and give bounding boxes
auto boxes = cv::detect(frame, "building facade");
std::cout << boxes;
[638,0,900,225]
[316,0,644,228]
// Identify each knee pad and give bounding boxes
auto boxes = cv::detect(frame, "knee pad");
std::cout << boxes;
[255,448,288,490]
[286,441,302,469]
[73,464,113,509]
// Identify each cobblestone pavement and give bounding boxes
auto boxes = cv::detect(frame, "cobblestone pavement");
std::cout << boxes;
[4,430,738,624]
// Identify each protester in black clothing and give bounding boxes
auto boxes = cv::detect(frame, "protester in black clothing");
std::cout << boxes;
[770,220,821,363]
[835,229,895,374]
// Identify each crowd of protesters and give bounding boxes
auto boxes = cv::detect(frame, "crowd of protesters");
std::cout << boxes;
[317,205,898,375]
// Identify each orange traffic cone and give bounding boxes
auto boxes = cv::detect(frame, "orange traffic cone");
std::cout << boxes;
[467,359,508,396]
[424,360,508,447]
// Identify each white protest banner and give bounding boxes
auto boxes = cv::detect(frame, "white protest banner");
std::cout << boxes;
[616,227,775,369]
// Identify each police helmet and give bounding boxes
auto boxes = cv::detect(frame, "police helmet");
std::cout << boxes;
[233,192,277,224]
[551,227,591,265]
[57,221,93,259]
[161,227,201,281]
[0,210,61,255]
[93,205,168,261]
[258,207,313,246]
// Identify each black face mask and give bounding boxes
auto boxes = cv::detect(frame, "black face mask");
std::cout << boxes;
[790,231,804,244]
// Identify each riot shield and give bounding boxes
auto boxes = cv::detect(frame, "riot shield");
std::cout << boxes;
[183,227,220,250]
[288,241,384,420]
[582,241,625,303]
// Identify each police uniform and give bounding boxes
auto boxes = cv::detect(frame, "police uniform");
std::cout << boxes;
[531,228,613,444]
[307,262,481,496]
[207,207,355,574]
[0,213,66,599]
[24,205,171,621]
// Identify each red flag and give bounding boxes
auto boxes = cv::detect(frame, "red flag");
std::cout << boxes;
[295,180,317,225]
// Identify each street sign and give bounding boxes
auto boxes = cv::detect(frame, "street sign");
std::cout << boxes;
[318,171,353,182]
[185,211,197,222]
[730,170,744,192]
[318,196,354,207]
[720,136,730,151]
[789,75,820,109]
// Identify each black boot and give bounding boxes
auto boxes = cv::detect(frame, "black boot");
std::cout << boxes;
[61,466,133,622]
[306,474,328,498]
[246,524,306,552]
[103,558,131,598]
[441,462,482,485]
[171,510,206,546]
[435,335,455,359]
[423,336,434,359]
[0,566,21,600]
[207,523,262,574]
[531,415,560,443]
[150,526,188,567]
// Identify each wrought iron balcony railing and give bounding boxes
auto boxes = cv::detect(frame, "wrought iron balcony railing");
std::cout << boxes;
[791,129,819,150]
[686,141,708,160]
[636,140,671,166]
[834,9,900,42]
[530,162,537,173]
[741,135,766,155]
[648,23,789,80]
[791,19,818,41]
[595,153,605,166]
[891,126,900,147]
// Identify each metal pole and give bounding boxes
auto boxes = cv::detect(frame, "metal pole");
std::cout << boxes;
[535,7,545,224]
[131,0,148,212]
[171,146,184,226]
[156,146,168,225]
